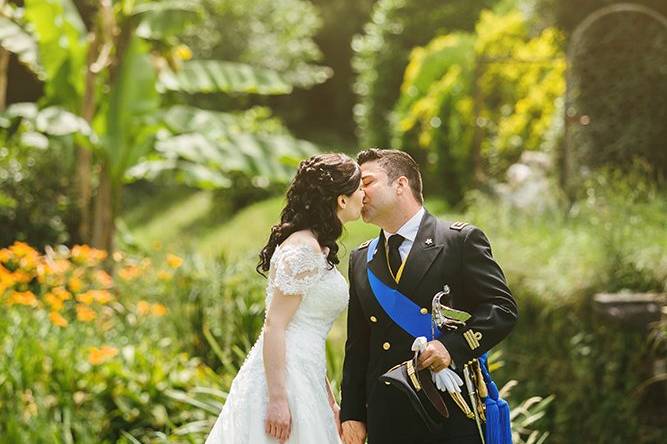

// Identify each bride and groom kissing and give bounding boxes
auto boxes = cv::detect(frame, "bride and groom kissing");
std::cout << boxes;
[205,149,519,444]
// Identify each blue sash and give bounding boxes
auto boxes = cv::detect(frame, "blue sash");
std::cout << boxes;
[365,237,512,444]
[366,237,439,340]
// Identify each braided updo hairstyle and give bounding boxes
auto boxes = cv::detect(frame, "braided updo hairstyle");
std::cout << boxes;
[257,153,361,275]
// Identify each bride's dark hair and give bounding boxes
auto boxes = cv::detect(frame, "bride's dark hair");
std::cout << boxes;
[257,153,361,275]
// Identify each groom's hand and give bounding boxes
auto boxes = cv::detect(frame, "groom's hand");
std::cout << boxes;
[417,340,451,372]
[342,420,366,444]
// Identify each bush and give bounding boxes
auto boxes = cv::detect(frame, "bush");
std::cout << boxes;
[0,135,78,248]
[0,243,220,443]
[393,5,565,203]
[352,0,492,147]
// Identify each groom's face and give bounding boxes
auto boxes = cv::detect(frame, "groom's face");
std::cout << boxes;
[360,160,397,224]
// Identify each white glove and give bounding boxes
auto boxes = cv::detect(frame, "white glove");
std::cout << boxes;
[411,336,428,353]
[431,368,464,393]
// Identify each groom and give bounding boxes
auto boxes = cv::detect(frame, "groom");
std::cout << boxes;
[340,149,518,444]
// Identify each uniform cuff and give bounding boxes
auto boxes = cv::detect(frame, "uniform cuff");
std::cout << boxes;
[438,330,475,367]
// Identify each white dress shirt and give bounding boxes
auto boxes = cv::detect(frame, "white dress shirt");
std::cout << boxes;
[382,207,425,261]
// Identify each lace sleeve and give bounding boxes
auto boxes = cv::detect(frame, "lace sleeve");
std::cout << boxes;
[271,244,325,296]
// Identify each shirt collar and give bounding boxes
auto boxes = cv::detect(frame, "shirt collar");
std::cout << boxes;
[383,207,425,243]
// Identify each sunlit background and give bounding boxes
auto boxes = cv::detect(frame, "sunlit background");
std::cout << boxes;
[1,0,665,442]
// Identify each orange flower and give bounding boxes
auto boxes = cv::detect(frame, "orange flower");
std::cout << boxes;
[36,262,55,284]
[44,292,64,311]
[68,275,83,293]
[76,292,95,305]
[7,291,38,306]
[137,300,151,316]
[9,241,38,258]
[0,248,12,263]
[118,265,141,281]
[151,303,168,317]
[0,264,12,289]
[11,270,33,284]
[19,255,38,271]
[72,245,108,265]
[90,289,113,304]
[166,254,183,269]
[52,286,72,301]
[49,311,68,328]
[76,304,96,322]
[94,270,113,289]
[87,345,118,365]
[53,259,71,273]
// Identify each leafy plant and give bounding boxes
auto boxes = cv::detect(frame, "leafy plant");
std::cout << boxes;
[351,0,492,147]
[393,4,565,203]
[0,0,320,251]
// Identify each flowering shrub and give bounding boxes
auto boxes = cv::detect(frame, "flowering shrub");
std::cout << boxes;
[0,242,219,443]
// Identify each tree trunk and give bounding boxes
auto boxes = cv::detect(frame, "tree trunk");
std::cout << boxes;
[0,48,9,112]
[85,0,116,251]
[75,33,100,244]
[91,163,115,253]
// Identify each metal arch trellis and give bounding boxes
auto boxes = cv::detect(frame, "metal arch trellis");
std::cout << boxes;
[560,3,667,198]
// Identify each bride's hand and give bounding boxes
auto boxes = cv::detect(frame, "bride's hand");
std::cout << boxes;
[265,397,292,443]
[330,401,342,437]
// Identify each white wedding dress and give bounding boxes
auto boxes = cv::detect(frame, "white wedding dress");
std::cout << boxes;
[205,243,348,443]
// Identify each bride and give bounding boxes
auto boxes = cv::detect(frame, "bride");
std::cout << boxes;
[206,153,364,443]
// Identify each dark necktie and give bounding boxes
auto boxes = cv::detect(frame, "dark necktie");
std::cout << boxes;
[387,234,405,278]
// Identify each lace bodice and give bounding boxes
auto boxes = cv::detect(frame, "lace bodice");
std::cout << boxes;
[266,243,349,340]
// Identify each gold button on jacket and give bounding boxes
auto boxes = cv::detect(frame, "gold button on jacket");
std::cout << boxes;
[420,307,428,314]
[370,316,377,323]
[382,342,391,350]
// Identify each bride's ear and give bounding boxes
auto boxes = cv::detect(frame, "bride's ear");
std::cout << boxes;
[337,194,347,210]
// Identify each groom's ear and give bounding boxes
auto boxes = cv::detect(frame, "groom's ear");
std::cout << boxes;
[396,176,410,195]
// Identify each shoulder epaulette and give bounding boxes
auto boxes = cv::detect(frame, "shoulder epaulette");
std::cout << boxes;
[358,239,372,249]
[449,221,469,231]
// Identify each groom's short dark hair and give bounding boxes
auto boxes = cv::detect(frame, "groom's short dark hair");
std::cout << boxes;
[357,148,423,204]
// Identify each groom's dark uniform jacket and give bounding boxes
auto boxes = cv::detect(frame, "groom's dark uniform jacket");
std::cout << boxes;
[340,210,518,444]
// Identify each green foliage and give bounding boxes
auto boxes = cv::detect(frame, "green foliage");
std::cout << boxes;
[463,172,666,443]
[103,36,161,184]
[158,60,293,95]
[352,0,492,147]
[0,245,222,443]
[1,0,328,248]
[132,0,204,41]
[393,6,565,203]
[184,0,331,88]
[0,4,44,77]
[0,308,220,443]
[0,103,90,248]
[24,0,87,111]
[288,0,374,144]
[126,105,317,190]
